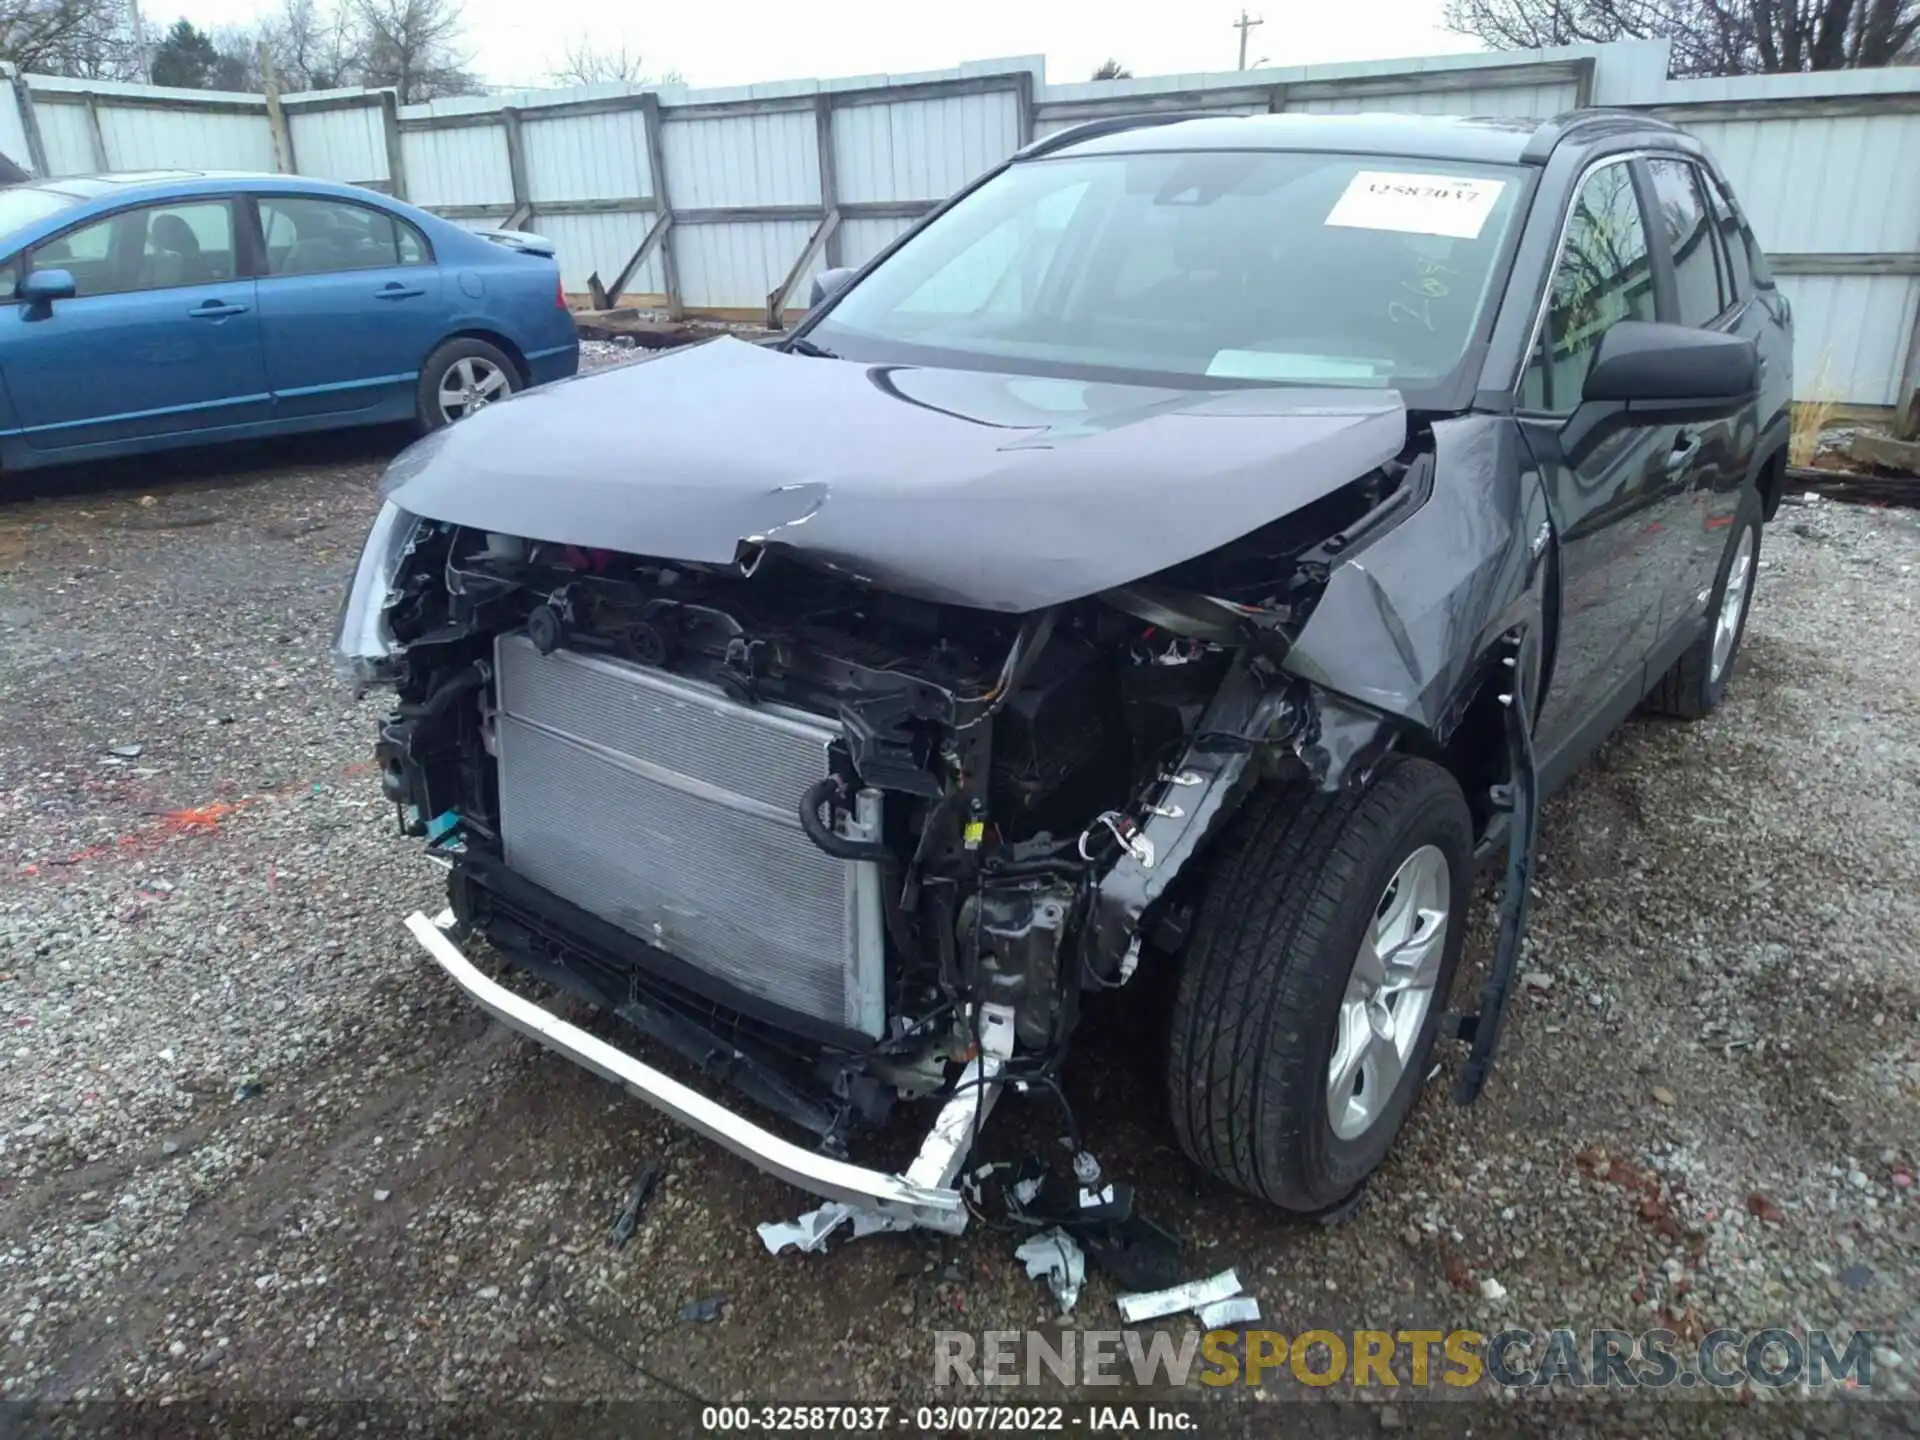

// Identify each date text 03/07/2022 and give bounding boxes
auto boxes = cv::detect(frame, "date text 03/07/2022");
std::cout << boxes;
[699,1404,1196,1432]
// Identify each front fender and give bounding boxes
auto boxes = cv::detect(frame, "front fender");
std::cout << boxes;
[1283,415,1550,743]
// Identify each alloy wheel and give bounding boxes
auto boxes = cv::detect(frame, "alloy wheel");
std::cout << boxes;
[1327,844,1451,1141]
[1710,527,1756,683]
[438,356,510,423]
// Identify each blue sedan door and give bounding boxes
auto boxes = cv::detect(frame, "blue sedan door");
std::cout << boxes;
[250,194,445,421]
[1,197,268,453]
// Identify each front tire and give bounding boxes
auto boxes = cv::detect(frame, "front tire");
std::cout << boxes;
[417,337,518,433]
[1167,757,1473,1213]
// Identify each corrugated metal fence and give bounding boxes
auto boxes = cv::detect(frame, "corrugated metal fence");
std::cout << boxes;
[0,43,1916,410]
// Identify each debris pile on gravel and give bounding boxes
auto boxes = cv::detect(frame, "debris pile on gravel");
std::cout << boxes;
[2,453,1915,1411]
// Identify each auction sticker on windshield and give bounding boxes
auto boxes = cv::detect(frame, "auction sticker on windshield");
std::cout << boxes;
[1325,171,1507,239]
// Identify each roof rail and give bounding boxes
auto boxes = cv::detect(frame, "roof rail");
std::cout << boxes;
[1015,111,1219,161]
[1520,107,1680,163]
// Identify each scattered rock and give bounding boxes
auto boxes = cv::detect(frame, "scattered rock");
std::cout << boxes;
[1650,1085,1676,1107]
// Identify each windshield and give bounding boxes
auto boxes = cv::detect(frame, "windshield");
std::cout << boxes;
[0,186,84,240]
[810,149,1527,390]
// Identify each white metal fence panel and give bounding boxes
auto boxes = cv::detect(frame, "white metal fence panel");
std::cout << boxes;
[97,103,273,171]
[1679,110,1920,256]
[1775,274,1920,407]
[538,211,663,295]
[287,102,389,185]
[664,110,819,210]
[1288,79,1580,116]
[840,214,917,268]
[833,91,1021,203]
[675,218,815,309]
[1031,102,1263,140]
[523,109,653,203]
[401,124,513,209]
[0,80,28,171]
[33,103,95,175]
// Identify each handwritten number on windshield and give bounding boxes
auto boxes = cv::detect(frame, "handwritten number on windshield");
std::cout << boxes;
[1390,258,1457,332]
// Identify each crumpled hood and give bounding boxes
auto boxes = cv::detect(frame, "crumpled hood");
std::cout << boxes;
[383,337,1408,612]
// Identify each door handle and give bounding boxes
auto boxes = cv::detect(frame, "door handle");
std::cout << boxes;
[376,284,427,300]
[1665,431,1701,475]
[189,300,249,318]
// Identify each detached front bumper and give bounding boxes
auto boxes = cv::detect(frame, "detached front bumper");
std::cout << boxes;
[404,908,1004,1231]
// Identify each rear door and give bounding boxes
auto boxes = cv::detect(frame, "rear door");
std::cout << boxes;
[1,196,268,452]
[248,193,445,420]
[1517,157,1678,757]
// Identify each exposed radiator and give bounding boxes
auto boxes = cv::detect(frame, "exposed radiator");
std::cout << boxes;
[492,632,886,1038]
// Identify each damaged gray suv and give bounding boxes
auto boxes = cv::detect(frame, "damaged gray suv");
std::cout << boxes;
[336,110,1791,1227]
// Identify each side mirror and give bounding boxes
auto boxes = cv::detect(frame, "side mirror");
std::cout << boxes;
[19,268,77,307]
[1581,320,1757,421]
[808,266,856,309]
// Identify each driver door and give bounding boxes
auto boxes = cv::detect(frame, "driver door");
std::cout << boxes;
[1516,158,1680,770]
[1,197,267,453]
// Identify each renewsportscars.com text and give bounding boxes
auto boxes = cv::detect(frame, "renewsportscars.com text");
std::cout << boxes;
[935,1326,1889,1391]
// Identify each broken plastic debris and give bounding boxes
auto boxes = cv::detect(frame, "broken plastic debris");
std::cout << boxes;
[756,1201,911,1255]
[609,1163,661,1250]
[1197,1295,1261,1328]
[1117,1268,1243,1323]
[1014,1228,1085,1316]
[106,744,143,758]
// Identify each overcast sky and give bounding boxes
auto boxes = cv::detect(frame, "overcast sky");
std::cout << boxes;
[168,0,1488,93]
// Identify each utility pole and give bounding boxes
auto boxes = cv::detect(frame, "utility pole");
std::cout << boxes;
[1234,8,1264,70]
[126,0,152,82]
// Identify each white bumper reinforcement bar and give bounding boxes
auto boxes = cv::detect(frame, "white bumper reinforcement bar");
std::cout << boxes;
[405,908,1008,1231]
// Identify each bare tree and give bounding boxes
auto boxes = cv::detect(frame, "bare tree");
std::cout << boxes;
[262,0,364,90]
[356,0,476,102]
[549,39,679,86]
[2,0,143,79]
[1091,58,1133,79]
[1445,0,1920,74]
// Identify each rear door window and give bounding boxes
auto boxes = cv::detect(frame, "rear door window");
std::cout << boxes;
[1645,158,1726,328]
[257,196,432,276]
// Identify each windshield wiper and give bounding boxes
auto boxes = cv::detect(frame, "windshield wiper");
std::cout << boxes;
[784,336,839,359]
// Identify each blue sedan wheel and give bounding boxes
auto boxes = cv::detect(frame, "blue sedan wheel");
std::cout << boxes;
[418,337,519,432]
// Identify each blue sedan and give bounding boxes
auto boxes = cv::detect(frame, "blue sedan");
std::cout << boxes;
[0,171,579,470]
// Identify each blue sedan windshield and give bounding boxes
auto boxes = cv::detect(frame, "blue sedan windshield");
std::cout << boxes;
[812,149,1527,388]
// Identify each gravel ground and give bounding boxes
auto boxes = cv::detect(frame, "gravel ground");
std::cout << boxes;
[1,421,1916,1431]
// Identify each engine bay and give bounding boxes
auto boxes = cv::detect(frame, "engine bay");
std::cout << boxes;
[363,457,1419,1144]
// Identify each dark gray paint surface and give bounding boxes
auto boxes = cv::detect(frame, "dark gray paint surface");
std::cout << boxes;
[1285,416,1548,731]
[381,337,1408,613]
